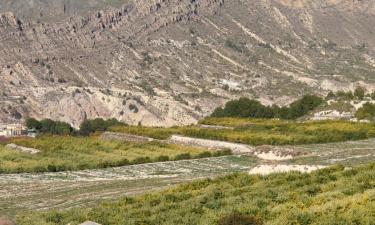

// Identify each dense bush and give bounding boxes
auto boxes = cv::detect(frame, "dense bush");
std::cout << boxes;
[211,95,323,120]
[26,118,127,136]
[79,118,126,136]
[212,98,275,119]
[16,163,375,225]
[284,95,324,119]
[26,118,73,135]
[356,103,375,121]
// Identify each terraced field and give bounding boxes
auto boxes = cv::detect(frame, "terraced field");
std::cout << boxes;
[290,138,375,166]
[110,119,375,146]
[2,137,375,220]
[0,136,222,173]
[0,155,258,217]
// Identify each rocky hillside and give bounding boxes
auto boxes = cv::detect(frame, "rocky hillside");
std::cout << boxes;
[1,0,375,127]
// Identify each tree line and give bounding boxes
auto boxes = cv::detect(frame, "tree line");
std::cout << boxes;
[211,95,323,120]
[26,118,126,136]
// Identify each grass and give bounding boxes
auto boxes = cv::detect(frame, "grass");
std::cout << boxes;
[0,136,225,174]
[110,118,375,146]
[16,163,375,225]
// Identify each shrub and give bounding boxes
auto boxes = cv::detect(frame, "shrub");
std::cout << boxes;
[196,151,212,158]
[157,155,170,162]
[354,87,365,100]
[132,157,152,164]
[174,153,191,160]
[79,118,126,136]
[26,118,73,135]
[356,103,375,121]
[214,149,232,157]
[26,118,42,130]
[218,213,263,225]
[336,91,354,100]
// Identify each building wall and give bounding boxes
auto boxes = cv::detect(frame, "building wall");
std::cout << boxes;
[0,124,25,137]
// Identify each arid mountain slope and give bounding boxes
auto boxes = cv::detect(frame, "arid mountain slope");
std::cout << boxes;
[0,0,375,126]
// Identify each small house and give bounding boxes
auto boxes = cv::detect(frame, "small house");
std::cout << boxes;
[0,124,26,137]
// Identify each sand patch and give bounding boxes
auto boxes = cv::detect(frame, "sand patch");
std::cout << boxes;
[249,164,326,175]
[254,145,307,161]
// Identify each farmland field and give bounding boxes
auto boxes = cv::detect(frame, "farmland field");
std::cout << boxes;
[16,163,375,225]
[1,137,375,221]
[0,155,258,217]
[110,118,375,145]
[1,118,375,224]
[0,136,225,174]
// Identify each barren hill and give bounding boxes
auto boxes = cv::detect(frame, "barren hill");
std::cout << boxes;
[1,0,375,126]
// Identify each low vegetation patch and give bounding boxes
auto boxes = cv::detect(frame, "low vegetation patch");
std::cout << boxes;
[16,164,375,225]
[111,119,375,146]
[0,136,221,174]
[356,103,375,121]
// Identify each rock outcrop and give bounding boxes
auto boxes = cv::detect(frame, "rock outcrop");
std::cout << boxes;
[0,0,375,126]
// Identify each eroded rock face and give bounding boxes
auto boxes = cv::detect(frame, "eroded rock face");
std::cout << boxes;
[0,0,375,126]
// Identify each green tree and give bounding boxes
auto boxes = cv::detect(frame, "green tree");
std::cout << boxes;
[79,120,93,136]
[354,87,365,100]
[356,103,375,121]
[40,119,55,134]
[78,118,126,136]
[210,95,323,120]
[287,95,323,119]
[325,91,335,100]
[25,118,41,130]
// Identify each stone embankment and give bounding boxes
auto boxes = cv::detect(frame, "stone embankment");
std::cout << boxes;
[168,135,252,154]
[6,143,40,154]
[198,124,234,130]
[101,131,155,143]
[101,132,304,161]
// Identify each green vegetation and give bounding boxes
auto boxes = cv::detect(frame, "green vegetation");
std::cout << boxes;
[17,163,375,225]
[356,103,375,121]
[25,118,73,135]
[326,87,367,101]
[79,118,126,136]
[315,101,354,113]
[354,87,366,100]
[26,118,126,136]
[111,118,375,146]
[211,95,323,120]
[0,136,220,174]
[218,213,263,225]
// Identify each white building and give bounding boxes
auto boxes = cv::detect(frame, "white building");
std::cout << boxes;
[0,124,25,137]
